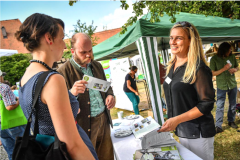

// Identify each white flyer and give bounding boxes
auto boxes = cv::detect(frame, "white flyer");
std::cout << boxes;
[83,75,111,92]
[131,116,160,139]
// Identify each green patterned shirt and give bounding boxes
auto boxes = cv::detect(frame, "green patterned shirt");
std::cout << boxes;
[210,54,238,90]
[72,58,105,117]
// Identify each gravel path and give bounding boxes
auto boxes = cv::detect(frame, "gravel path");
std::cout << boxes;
[0,145,9,160]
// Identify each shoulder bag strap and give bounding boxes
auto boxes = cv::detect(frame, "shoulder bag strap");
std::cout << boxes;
[21,70,53,147]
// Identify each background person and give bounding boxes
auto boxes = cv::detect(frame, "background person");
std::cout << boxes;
[159,21,216,160]
[0,70,26,160]
[15,13,97,160]
[57,33,115,160]
[210,42,239,133]
[123,66,140,115]
[11,85,19,98]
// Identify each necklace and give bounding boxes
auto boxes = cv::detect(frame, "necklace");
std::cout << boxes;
[30,60,52,70]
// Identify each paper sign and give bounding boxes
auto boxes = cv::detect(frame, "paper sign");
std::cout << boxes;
[83,75,111,92]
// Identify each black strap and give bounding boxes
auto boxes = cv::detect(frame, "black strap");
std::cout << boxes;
[22,71,53,147]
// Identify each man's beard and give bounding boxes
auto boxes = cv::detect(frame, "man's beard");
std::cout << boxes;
[73,52,94,66]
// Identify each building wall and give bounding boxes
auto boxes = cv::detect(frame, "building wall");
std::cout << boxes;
[63,28,121,48]
[92,28,121,44]
[0,19,30,53]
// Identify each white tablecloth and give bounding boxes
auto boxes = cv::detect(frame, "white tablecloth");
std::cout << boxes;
[111,117,202,160]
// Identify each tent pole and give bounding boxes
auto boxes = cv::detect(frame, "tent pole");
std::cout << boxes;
[136,37,164,125]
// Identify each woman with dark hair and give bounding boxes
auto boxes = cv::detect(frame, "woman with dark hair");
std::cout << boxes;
[123,66,140,115]
[210,42,239,134]
[16,13,97,160]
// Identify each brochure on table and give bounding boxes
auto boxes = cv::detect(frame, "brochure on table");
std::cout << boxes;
[134,145,182,160]
[131,116,160,139]
[134,129,182,160]
[83,75,111,92]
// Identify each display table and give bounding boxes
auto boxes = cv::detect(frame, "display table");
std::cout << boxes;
[111,116,202,160]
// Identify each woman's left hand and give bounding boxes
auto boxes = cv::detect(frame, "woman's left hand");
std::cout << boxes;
[157,117,180,132]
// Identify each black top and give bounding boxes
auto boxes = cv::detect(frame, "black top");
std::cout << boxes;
[123,74,136,92]
[163,60,216,138]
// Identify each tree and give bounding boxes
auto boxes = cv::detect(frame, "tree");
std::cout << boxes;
[72,19,99,46]
[69,0,78,6]
[0,54,32,85]
[63,19,100,58]
[119,1,240,34]
[68,1,239,34]
[62,42,72,59]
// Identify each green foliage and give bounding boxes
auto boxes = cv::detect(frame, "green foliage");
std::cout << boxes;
[119,1,240,34]
[63,50,72,59]
[72,19,99,46]
[68,1,239,35]
[0,54,32,85]
[69,0,78,6]
[62,38,72,59]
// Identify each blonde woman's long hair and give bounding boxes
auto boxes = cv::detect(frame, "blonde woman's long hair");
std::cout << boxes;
[166,22,207,84]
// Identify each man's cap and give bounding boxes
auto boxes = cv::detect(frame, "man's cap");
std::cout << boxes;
[0,70,7,76]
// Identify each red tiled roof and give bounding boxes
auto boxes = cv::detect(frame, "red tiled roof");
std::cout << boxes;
[92,28,121,44]
[0,19,30,53]
[63,28,121,47]
[64,38,71,46]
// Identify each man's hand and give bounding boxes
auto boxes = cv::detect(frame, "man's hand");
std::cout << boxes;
[70,80,88,96]
[228,68,237,74]
[157,117,179,132]
[135,91,139,96]
[223,63,232,71]
[105,95,115,110]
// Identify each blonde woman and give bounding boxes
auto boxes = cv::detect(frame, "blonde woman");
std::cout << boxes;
[158,21,216,160]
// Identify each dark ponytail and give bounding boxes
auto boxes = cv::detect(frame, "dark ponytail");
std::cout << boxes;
[129,66,138,71]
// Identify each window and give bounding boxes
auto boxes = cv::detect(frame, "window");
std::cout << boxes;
[1,27,7,39]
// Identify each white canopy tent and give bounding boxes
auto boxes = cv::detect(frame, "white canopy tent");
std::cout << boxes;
[0,49,18,57]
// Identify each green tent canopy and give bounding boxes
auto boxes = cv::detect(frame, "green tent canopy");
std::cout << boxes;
[93,12,240,61]
[93,12,240,124]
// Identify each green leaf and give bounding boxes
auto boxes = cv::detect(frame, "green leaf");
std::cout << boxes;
[125,4,129,10]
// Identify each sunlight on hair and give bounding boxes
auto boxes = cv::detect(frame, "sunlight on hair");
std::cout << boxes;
[166,23,207,84]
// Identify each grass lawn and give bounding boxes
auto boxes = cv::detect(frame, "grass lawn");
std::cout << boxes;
[110,73,240,160]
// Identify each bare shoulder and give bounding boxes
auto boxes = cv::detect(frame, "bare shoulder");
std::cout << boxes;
[46,73,66,86]
[41,73,68,104]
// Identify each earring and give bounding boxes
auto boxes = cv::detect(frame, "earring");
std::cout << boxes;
[50,42,52,45]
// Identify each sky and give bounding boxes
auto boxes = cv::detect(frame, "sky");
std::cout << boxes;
[0,0,147,39]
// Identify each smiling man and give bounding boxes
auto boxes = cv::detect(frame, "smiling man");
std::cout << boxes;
[58,33,115,160]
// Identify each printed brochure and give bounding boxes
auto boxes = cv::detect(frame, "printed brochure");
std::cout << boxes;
[134,145,182,160]
[134,130,182,160]
[131,116,160,139]
[83,75,111,92]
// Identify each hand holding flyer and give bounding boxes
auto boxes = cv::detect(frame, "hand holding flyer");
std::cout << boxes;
[83,75,111,92]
